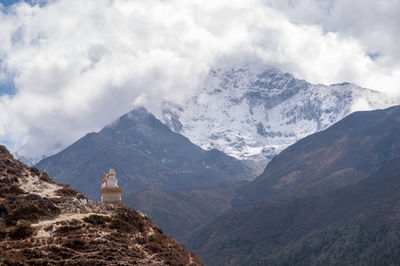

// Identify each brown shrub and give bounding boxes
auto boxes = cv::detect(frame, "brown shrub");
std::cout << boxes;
[3,197,60,225]
[0,227,7,240]
[39,172,55,183]
[56,224,83,234]
[29,167,41,176]
[0,185,24,196]
[113,207,145,232]
[83,214,112,225]
[56,187,79,197]
[64,239,86,250]
[8,220,34,239]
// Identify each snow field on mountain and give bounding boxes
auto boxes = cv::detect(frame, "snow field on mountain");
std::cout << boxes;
[155,66,396,165]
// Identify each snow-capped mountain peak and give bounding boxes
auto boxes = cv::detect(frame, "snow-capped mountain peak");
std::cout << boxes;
[154,65,396,171]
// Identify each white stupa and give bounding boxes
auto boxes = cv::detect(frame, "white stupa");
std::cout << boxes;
[101,166,123,202]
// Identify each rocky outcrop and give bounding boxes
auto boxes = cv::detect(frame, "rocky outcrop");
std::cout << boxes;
[0,145,202,265]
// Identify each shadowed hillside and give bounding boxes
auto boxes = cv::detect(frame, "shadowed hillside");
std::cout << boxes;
[125,181,247,240]
[36,107,253,200]
[235,105,400,206]
[184,105,400,265]
[186,158,400,265]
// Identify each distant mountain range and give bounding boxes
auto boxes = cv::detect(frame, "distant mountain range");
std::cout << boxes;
[154,66,396,171]
[184,105,400,265]
[36,107,253,200]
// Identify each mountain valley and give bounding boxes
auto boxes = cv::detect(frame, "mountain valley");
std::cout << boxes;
[126,181,247,240]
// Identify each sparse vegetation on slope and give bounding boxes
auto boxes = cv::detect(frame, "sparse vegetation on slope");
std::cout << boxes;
[0,145,203,265]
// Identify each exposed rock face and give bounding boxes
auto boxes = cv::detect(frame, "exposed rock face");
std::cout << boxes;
[156,66,396,169]
[0,145,202,265]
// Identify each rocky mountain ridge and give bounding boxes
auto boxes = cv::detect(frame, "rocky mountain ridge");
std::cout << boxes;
[36,107,253,200]
[155,66,396,170]
[0,145,202,265]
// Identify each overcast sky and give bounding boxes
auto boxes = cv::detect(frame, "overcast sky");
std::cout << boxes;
[0,0,400,160]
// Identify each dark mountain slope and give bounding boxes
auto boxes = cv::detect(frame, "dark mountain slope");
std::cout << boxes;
[182,105,400,265]
[0,145,202,265]
[125,181,247,240]
[36,107,253,200]
[235,105,400,206]
[186,157,400,265]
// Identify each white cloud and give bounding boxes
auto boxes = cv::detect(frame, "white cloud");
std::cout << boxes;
[0,0,399,160]
[263,0,400,92]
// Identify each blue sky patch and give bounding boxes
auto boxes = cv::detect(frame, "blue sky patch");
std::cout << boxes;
[0,80,15,96]
[0,0,48,7]
[0,139,14,151]
[0,0,22,6]
[367,52,381,61]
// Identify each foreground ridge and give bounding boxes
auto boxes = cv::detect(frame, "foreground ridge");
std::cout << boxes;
[0,145,202,265]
